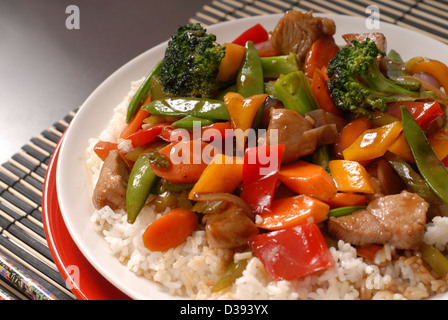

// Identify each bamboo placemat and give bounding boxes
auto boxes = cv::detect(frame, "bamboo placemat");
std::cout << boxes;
[0,0,446,300]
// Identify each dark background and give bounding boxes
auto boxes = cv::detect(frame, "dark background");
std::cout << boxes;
[0,0,210,162]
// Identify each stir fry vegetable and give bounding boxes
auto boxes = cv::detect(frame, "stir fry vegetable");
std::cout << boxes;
[92,14,448,291]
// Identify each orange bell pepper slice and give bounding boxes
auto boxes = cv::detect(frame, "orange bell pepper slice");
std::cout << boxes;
[256,195,330,231]
[334,117,371,159]
[216,43,245,83]
[223,92,267,148]
[428,127,448,161]
[188,154,243,200]
[406,57,448,93]
[329,160,375,194]
[343,121,403,162]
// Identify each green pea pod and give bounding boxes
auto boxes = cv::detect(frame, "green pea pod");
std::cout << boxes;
[383,151,448,219]
[126,154,159,224]
[237,41,264,128]
[171,115,215,130]
[328,206,367,218]
[401,105,448,204]
[160,180,196,192]
[142,97,230,120]
[126,60,163,123]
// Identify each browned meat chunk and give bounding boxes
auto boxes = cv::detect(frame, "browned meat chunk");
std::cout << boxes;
[265,108,338,163]
[328,191,428,250]
[203,205,259,249]
[93,149,130,211]
[342,33,387,72]
[328,210,392,247]
[266,108,314,163]
[270,10,336,60]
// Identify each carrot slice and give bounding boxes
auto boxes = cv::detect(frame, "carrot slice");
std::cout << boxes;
[333,116,371,159]
[311,68,343,116]
[356,244,383,260]
[278,160,337,201]
[304,36,339,79]
[120,101,151,139]
[325,192,367,208]
[150,140,215,183]
[142,208,198,252]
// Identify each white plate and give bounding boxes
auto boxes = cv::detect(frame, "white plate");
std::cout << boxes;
[56,13,448,300]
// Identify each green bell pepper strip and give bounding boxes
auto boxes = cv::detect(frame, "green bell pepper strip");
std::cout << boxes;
[260,53,300,79]
[272,71,319,114]
[237,41,264,128]
[126,153,159,224]
[420,243,448,279]
[126,60,163,123]
[212,258,248,292]
[401,105,448,204]
[142,97,230,120]
[171,115,215,130]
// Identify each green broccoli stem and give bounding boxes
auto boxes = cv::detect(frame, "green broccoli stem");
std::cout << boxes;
[362,62,422,97]
[260,53,300,79]
[386,49,421,91]
[272,71,319,114]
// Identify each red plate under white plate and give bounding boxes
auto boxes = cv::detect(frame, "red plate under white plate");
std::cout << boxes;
[42,134,131,300]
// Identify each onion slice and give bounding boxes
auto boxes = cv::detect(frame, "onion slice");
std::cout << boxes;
[193,193,255,221]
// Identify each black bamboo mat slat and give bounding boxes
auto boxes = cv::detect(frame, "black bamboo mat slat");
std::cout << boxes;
[0,0,447,300]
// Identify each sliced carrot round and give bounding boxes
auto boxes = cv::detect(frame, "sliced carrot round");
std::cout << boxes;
[142,208,198,252]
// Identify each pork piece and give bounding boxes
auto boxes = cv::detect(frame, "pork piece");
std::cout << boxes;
[266,108,314,163]
[328,191,428,250]
[328,210,392,247]
[92,149,131,211]
[203,205,259,249]
[266,108,338,163]
[342,33,387,72]
[270,10,336,60]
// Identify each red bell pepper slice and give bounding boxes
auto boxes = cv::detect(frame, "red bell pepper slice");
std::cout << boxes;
[232,23,269,46]
[254,40,281,58]
[386,100,443,130]
[248,223,335,281]
[126,122,170,148]
[240,144,285,215]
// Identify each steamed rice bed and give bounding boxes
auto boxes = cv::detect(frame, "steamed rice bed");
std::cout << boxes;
[84,79,448,300]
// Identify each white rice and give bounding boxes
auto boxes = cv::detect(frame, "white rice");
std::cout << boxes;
[84,80,448,300]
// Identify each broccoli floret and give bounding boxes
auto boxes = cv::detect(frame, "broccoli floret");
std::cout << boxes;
[160,23,226,98]
[327,38,422,117]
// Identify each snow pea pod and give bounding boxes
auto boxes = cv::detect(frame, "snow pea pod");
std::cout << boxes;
[171,115,214,130]
[142,97,230,120]
[401,105,448,204]
[237,41,264,128]
[126,60,163,123]
[126,153,159,224]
